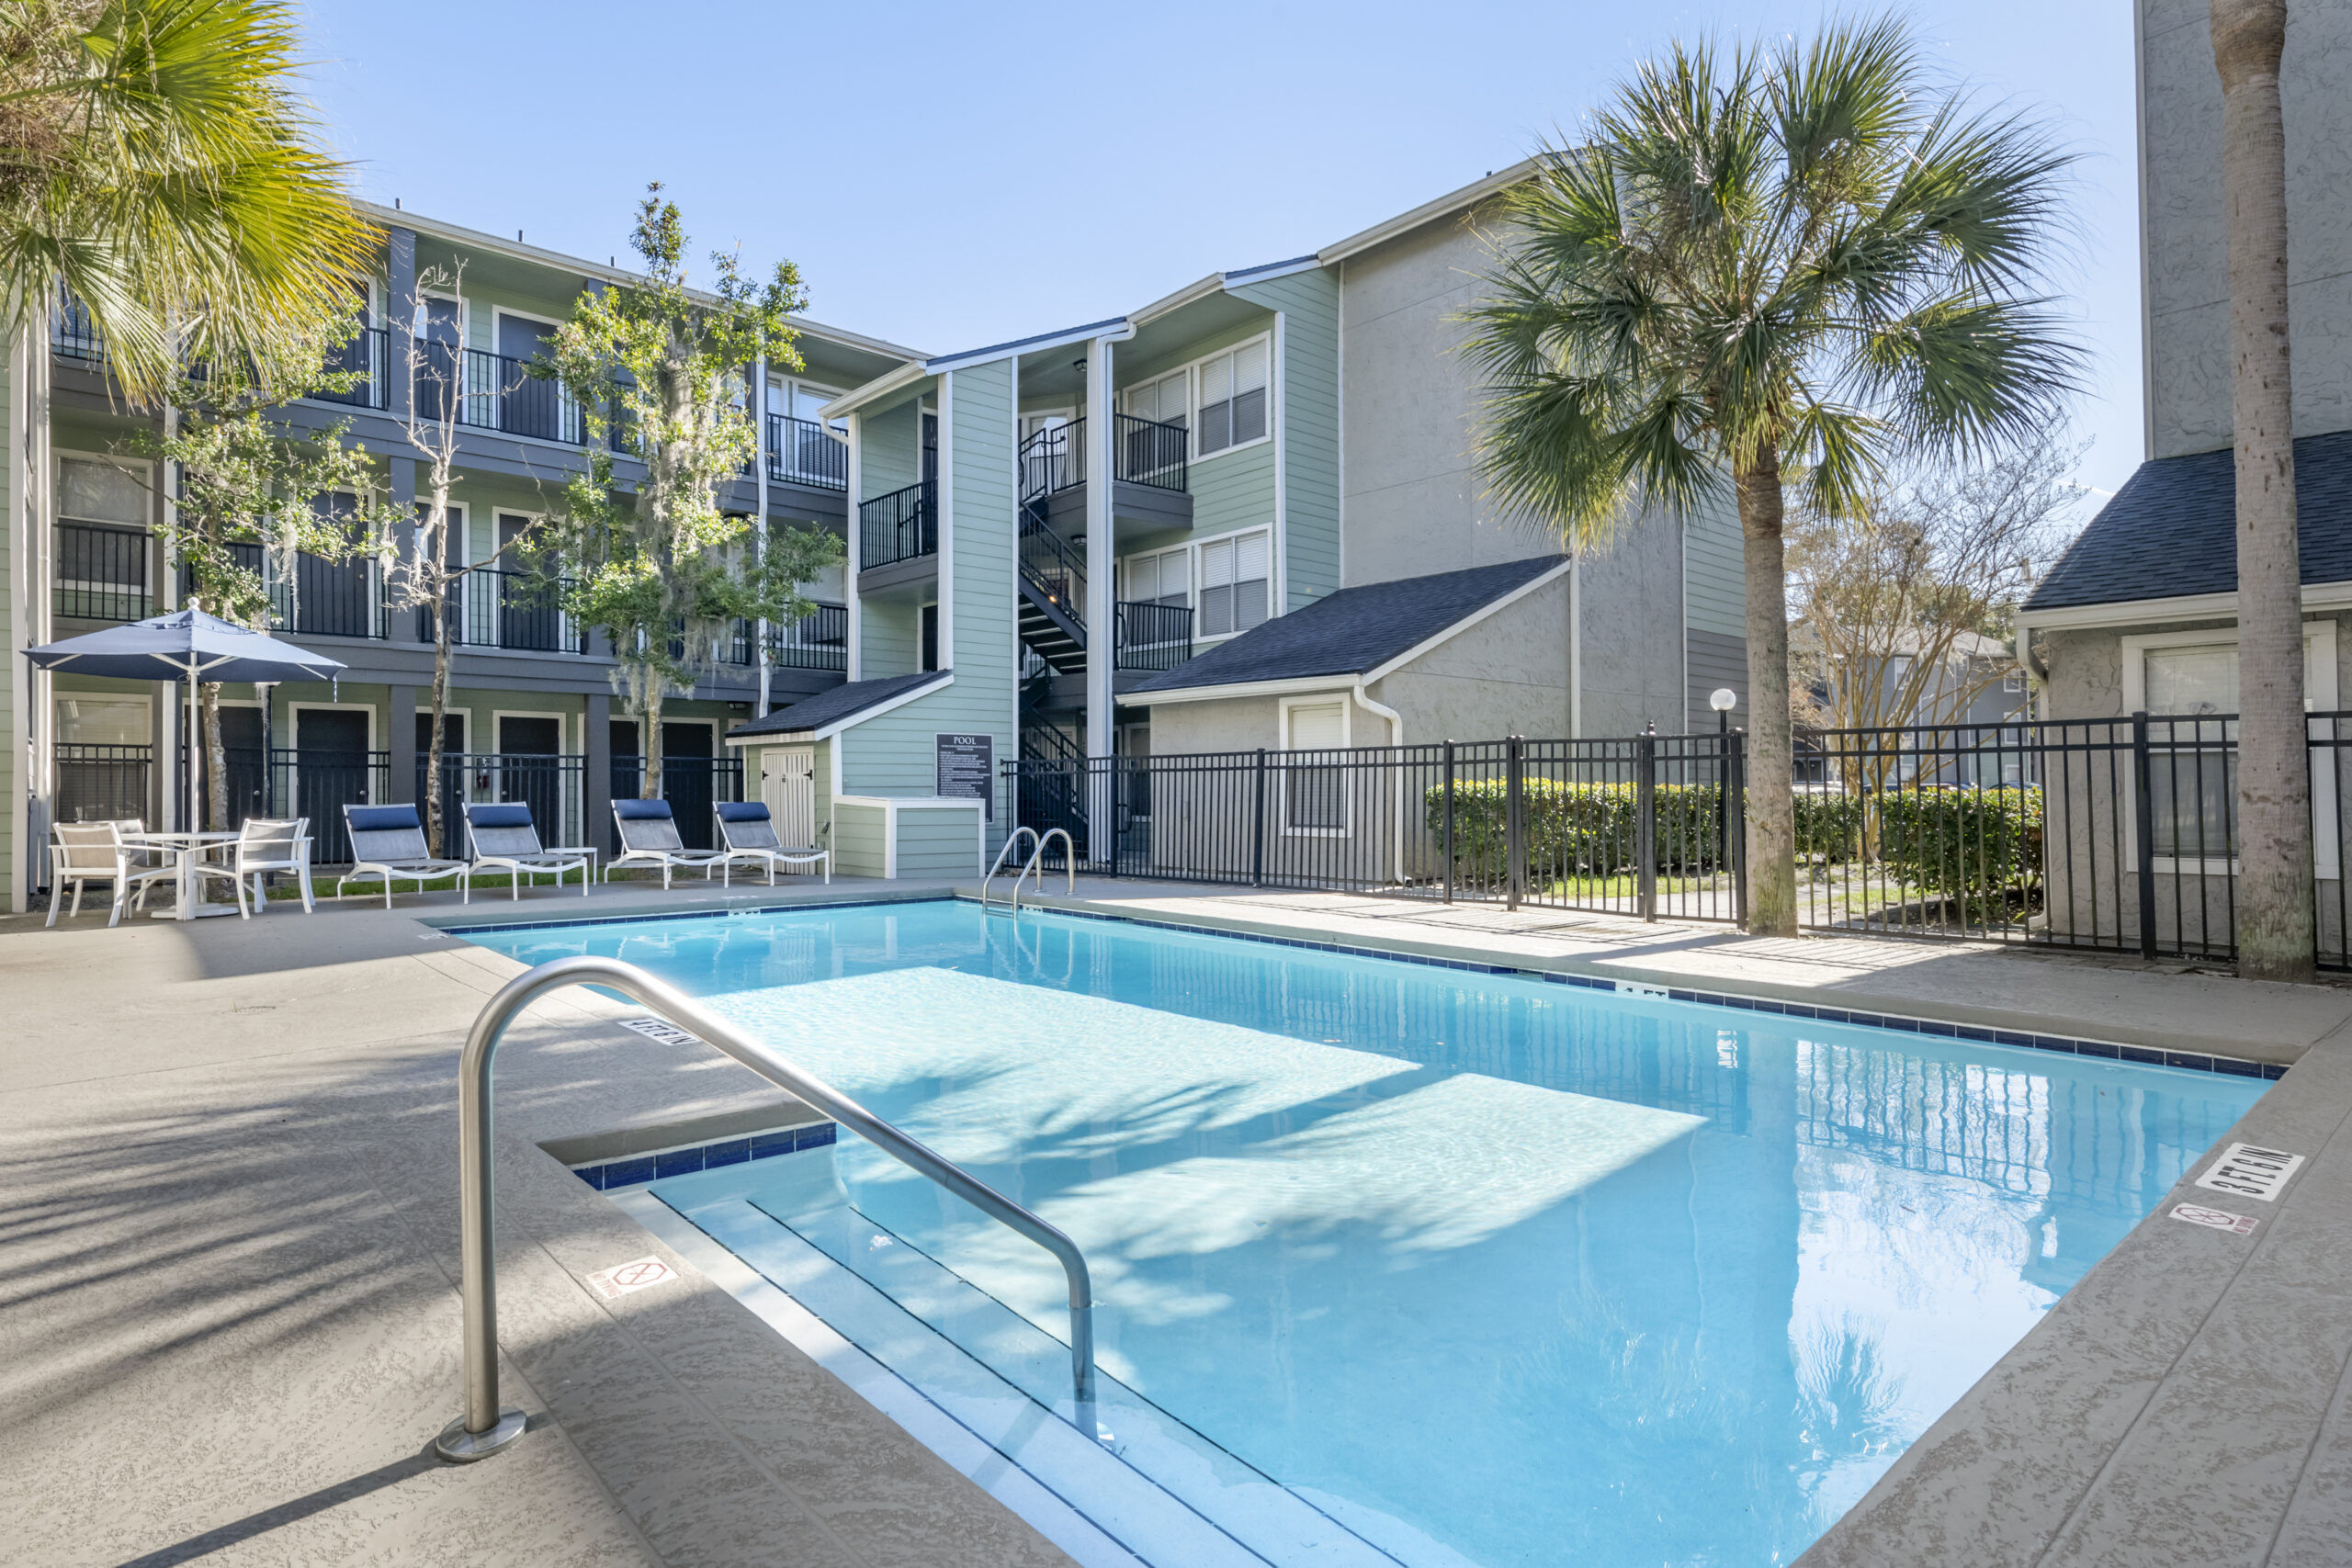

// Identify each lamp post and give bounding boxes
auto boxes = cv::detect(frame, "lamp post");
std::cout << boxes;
[1711,688,1739,915]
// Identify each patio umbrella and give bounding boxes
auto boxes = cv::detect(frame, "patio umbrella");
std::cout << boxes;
[25,608,347,834]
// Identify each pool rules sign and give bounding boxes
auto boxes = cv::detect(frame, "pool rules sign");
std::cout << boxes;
[936,732,993,821]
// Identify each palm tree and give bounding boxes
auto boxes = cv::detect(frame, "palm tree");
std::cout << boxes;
[0,0,375,404]
[1465,17,2081,936]
[2209,0,2310,983]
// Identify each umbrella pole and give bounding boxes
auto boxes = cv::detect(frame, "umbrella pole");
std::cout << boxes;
[187,658,199,836]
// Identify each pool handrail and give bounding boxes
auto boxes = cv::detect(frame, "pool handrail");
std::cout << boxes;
[1011,828,1075,915]
[434,953,1097,1463]
[978,825,1040,913]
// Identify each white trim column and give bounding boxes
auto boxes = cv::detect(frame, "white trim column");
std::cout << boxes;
[936,371,954,670]
[844,411,862,682]
[1084,335,1115,855]
[752,350,771,717]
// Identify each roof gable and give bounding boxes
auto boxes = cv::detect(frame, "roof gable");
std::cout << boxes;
[726,671,948,740]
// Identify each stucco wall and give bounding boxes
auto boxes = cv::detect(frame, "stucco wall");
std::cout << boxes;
[1338,209,1564,587]
[1369,572,1571,743]
[1577,512,1688,737]
[2142,0,2352,454]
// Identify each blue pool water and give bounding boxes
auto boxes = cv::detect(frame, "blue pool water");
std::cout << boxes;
[467,900,2267,1567]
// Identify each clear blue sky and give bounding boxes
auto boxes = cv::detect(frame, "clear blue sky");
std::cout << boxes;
[302,0,2149,500]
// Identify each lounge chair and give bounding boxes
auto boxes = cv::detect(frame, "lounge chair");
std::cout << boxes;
[461,801,594,901]
[608,798,729,888]
[46,821,176,928]
[713,802,830,886]
[343,804,470,908]
[191,816,315,917]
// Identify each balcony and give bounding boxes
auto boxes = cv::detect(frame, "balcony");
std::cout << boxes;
[1018,413,1193,536]
[859,479,937,578]
[412,341,585,444]
[191,542,386,639]
[51,286,102,367]
[766,412,848,491]
[313,327,391,411]
[54,522,153,623]
[769,601,848,670]
[1114,600,1193,672]
[427,566,585,654]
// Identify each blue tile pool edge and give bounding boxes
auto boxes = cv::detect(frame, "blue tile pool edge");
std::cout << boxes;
[452,891,2289,1084]
[572,1121,837,1190]
[992,898,2293,1083]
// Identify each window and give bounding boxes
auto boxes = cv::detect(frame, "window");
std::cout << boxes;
[1199,530,1269,638]
[921,603,939,672]
[60,457,145,527]
[1284,700,1347,831]
[1122,370,1187,430]
[2122,627,2339,874]
[1196,339,1268,456]
[2003,667,2027,694]
[56,456,150,622]
[1122,547,1189,607]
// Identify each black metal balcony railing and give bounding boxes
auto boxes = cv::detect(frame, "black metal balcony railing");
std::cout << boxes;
[426,566,583,653]
[1017,413,1190,504]
[54,522,152,622]
[1019,511,1085,628]
[1114,600,1193,672]
[769,601,848,670]
[767,412,848,491]
[188,542,384,639]
[51,284,102,365]
[412,341,584,444]
[860,479,936,570]
[313,326,391,410]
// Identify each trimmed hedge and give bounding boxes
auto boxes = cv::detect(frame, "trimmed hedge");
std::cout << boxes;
[1425,778,2044,913]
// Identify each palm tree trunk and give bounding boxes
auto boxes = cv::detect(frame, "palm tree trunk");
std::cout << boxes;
[1738,452,1799,936]
[2212,0,2313,982]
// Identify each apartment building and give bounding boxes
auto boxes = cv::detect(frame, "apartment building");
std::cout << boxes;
[727,165,1747,877]
[5,164,1743,902]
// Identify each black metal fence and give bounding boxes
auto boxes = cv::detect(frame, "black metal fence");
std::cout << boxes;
[1002,714,2352,969]
[767,412,848,491]
[415,752,587,860]
[770,602,848,670]
[175,747,391,863]
[53,744,151,827]
[1016,414,1191,500]
[54,523,152,622]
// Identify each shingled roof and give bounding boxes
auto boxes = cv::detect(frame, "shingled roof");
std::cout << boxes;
[2024,430,2352,612]
[1129,556,1566,695]
[726,670,948,740]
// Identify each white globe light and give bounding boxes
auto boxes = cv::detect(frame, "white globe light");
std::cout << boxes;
[1709,688,1738,712]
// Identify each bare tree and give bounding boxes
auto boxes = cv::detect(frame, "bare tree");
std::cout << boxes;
[2211,0,2311,982]
[385,263,546,852]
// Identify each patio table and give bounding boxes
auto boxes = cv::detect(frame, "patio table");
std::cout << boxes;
[124,831,241,920]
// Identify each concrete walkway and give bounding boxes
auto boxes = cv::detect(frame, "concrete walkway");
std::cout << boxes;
[5,874,2351,1565]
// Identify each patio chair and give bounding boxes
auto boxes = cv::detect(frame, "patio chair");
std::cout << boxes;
[461,801,594,902]
[712,801,830,886]
[608,798,729,888]
[190,817,315,918]
[343,803,470,908]
[46,821,175,928]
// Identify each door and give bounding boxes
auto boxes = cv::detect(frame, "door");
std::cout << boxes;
[297,708,371,863]
[763,748,817,850]
[661,722,718,849]
[498,716,564,848]
[495,315,560,438]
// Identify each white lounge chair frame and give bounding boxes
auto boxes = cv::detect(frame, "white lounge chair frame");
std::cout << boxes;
[712,802,829,885]
[461,802,594,901]
[344,804,471,908]
[608,799,729,888]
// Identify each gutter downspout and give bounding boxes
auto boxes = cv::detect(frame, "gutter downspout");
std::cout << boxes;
[1352,682,1406,886]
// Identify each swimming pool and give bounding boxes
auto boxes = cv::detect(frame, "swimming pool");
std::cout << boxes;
[466,898,2268,1568]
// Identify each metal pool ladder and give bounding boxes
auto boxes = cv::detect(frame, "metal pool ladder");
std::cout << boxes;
[434,954,1098,1462]
[979,827,1073,914]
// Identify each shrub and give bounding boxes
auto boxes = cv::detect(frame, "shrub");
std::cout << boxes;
[1875,786,2043,919]
[1424,779,1731,875]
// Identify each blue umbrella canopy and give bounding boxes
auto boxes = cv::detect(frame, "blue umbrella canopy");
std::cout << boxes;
[25,607,346,686]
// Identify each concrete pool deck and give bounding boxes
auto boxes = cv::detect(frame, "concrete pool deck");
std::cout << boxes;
[4,874,2350,1565]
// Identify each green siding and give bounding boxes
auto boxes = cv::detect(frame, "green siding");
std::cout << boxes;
[831,798,888,876]
[860,397,921,501]
[1186,438,1277,545]
[1232,270,1341,610]
[895,808,980,876]
[861,597,920,679]
[1114,311,1275,390]
[839,358,1019,862]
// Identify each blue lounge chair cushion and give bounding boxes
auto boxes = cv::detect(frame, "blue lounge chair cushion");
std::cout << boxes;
[467,803,535,829]
[614,798,674,821]
[717,802,769,823]
[347,804,423,833]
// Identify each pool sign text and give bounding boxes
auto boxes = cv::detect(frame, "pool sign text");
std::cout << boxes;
[618,1018,700,1048]
[2194,1142,2305,1202]
[2171,1203,2260,1236]
[584,1256,679,1300]
[935,733,994,822]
